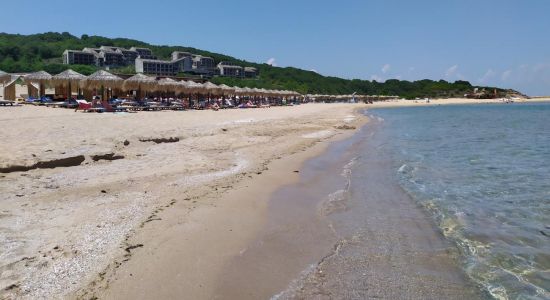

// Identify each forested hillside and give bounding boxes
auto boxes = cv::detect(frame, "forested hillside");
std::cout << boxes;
[0,32,508,98]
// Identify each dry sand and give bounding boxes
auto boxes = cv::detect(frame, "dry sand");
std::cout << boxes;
[0,103,366,299]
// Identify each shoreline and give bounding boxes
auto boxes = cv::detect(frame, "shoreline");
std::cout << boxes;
[94,105,482,299]
[210,115,483,299]
[90,109,367,299]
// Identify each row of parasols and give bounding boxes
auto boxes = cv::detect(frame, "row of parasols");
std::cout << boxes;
[4,69,302,99]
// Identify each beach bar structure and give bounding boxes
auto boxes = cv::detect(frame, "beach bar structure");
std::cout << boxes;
[24,71,52,98]
[2,75,21,101]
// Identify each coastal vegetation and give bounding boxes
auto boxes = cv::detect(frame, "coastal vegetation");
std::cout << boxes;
[0,32,508,98]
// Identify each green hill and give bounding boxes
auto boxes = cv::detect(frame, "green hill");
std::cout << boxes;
[0,32,510,98]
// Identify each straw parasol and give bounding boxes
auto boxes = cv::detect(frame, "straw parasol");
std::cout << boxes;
[181,80,198,93]
[157,77,179,93]
[187,81,207,94]
[259,88,270,96]
[269,90,280,97]
[0,70,10,84]
[251,88,263,97]
[52,69,87,86]
[52,69,87,99]
[241,87,255,96]
[174,80,189,94]
[218,84,235,95]
[123,73,157,91]
[24,71,52,97]
[82,70,123,90]
[203,82,222,96]
[25,71,52,84]
[84,70,123,100]
[123,73,157,99]
[234,87,247,96]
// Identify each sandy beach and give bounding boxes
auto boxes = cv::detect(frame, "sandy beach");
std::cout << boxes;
[0,103,366,299]
[1,98,547,299]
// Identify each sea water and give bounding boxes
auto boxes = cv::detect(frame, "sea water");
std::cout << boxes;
[370,103,550,299]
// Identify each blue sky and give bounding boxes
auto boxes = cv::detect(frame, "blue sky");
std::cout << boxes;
[2,0,550,95]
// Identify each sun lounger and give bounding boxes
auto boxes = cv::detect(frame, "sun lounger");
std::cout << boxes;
[170,102,185,111]
[76,100,93,112]
[0,100,16,106]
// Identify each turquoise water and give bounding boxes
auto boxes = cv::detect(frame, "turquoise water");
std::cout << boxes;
[371,103,550,299]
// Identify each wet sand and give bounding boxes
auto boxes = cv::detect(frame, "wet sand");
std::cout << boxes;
[211,116,483,299]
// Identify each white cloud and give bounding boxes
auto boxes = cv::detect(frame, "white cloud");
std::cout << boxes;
[445,65,458,78]
[266,57,277,66]
[501,70,512,81]
[479,69,496,83]
[381,64,391,74]
[310,69,318,73]
[444,65,466,81]
[493,63,550,95]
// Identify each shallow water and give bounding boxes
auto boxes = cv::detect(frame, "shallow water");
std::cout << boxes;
[370,103,550,299]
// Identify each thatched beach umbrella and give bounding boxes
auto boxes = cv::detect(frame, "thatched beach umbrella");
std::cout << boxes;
[157,77,179,93]
[82,70,123,89]
[266,89,278,97]
[25,71,52,98]
[123,73,157,99]
[81,70,123,100]
[240,87,252,96]
[123,73,157,90]
[205,82,224,98]
[179,81,205,106]
[259,88,271,96]
[52,69,87,100]
[218,84,235,95]
[175,80,191,95]
[234,87,246,96]
[180,80,200,93]
[0,70,11,84]
[249,88,262,97]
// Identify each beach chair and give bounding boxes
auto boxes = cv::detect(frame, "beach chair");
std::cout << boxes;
[76,100,93,112]
[0,100,15,106]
